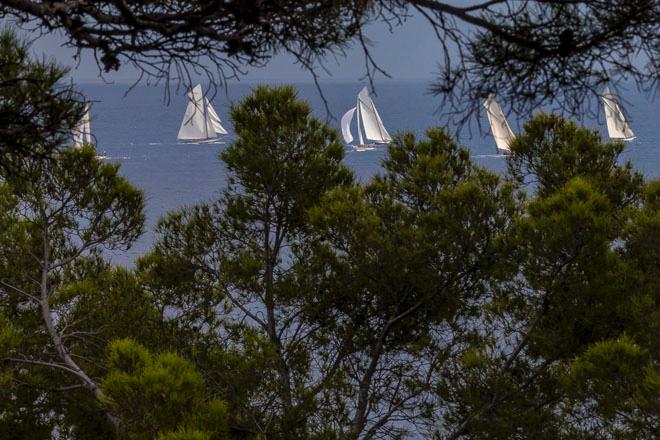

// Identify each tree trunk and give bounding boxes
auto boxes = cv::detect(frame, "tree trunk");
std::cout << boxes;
[39,224,119,432]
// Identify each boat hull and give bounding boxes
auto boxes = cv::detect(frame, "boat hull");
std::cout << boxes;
[350,142,385,152]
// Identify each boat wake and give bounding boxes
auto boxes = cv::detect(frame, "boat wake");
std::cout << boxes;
[97,155,129,160]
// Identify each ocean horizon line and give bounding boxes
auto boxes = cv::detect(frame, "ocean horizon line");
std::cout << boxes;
[72,77,438,86]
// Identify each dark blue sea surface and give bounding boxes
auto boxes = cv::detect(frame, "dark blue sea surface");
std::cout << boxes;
[79,82,659,265]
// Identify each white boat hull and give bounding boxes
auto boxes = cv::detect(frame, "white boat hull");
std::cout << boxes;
[350,142,386,152]
[353,144,377,152]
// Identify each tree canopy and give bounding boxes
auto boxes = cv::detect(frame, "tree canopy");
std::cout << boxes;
[0,28,84,172]
[0,34,658,437]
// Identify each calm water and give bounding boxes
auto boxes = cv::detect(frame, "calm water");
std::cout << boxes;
[79,82,659,265]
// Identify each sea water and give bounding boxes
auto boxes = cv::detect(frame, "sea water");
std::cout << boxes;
[79,82,659,266]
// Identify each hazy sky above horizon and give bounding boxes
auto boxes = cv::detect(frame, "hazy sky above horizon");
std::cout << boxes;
[24,11,445,84]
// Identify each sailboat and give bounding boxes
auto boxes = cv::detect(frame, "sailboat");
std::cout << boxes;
[341,86,392,151]
[601,86,635,141]
[73,104,92,147]
[483,94,515,154]
[72,104,111,159]
[177,84,228,143]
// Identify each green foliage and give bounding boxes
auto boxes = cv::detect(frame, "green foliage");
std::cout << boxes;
[141,86,354,438]
[0,313,22,400]
[2,81,658,439]
[158,429,211,440]
[507,113,643,205]
[302,128,517,437]
[223,85,353,228]
[306,128,515,339]
[107,338,152,373]
[0,145,146,436]
[5,145,145,250]
[102,339,229,439]
[564,336,659,438]
[0,27,85,173]
[438,114,658,439]
[621,180,660,353]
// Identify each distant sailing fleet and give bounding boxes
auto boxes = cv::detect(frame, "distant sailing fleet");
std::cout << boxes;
[73,84,637,153]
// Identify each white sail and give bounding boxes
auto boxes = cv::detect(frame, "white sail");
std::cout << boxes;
[73,104,92,147]
[357,87,392,143]
[178,84,228,141]
[601,86,635,141]
[356,104,364,145]
[178,85,209,140]
[340,87,391,147]
[72,126,83,148]
[483,94,515,153]
[341,107,356,143]
[205,98,228,135]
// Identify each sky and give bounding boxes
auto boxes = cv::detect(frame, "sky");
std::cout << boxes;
[24,11,447,84]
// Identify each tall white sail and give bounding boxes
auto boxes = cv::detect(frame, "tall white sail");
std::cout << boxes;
[340,87,392,148]
[357,87,392,143]
[73,104,92,147]
[356,104,364,146]
[178,85,209,140]
[601,86,635,141]
[178,84,228,141]
[483,94,515,153]
[205,98,228,135]
[341,107,356,143]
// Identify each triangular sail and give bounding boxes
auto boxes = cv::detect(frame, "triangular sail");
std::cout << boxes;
[205,98,228,135]
[341,107,356,143]
[178,85,210,140]
[82,106,91,144]
[178,84,228,141]
[72,123,83,148]
[483,94,515,153]
[357,87,392,143]
[73,104,92,147]
[601,86,635,141]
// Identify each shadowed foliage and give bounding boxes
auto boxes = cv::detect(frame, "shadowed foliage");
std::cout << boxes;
[1,80,658,438]
[1,1,656,121]
[0,28,85,172]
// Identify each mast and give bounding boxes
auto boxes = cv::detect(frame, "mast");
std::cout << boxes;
[356,97,364,145]
[356,86,391,143]
[83,105,91,144]
[178,84,218,142]
[202,87,209,140]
